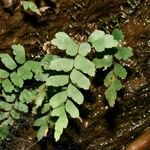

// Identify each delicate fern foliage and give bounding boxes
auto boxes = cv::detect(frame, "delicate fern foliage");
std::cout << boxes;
[88,30,118,52]
[29,30,133,142]
[37,32,96,141]
[51,32,79,56]
[89,29,133,106]
[0,29,133,142]
[0,44,41,140]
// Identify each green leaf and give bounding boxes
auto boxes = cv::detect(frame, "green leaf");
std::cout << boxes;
[67,84,84,105]
[0,112,9,121]
[0,125,9,140]
[51,32,71,50]
[51,32,78,56]
[10,109,20,120]
[0,101,12,111]
[70,69,90,90]
[34,116,49,126]
[78,42,91,56]
[2,92,16,102]
[41,54,59,70]
[32,107,37,114]
[51,105,68,142]
[0,117,14,127]
[7,117,14,126]
[51,105,65,117]
[37,123,48,141]
[115,47,133,60]
[50,91,67,108]
[34,116,55,141]
[114,63,127,79]
[0,69,9,79]
[12,44,25,64]
[22,1,39,13]
[10,72,24,88]
[104,34,118,48]
[105,87,117,107]
[41,103,50,114]
[54,111,68,141]
[93,55,113,69]
[34,116,51,141]
[88,30,105,43]
[66,42,78,56]
[0,54,17,70]
[34,73,49,81]
[25,61,42,74]
[34,84,46,109]
[55,112,68,129]
[112,28,124,41]
[32,85,46,115]
[17,65,33,80]
[2,79,14,93]
[19,89,36,104]
[104,71,114,87]
[88,30,105,52]
[14,102,28,113]
[46,75,69,87]
[49,58,74,72]
[74,55,95,76]
[54,126,63,142]
[65,100,79,118]
[110,78,122,91]
[92,38,105,52]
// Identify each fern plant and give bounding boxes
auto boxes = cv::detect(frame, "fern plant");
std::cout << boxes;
[89,29,133,106]
[34,32,96,141]
[0,44,42,139]
[34,29,132,141]
[0,29,133,142]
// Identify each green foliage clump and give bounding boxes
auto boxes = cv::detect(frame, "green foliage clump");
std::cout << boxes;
[0,44,42,140]
[22,1,40,14]
[41,32,95,141]
[0,29,133,142]
[90,29,133,106]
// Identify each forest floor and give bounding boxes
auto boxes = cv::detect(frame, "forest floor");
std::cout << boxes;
[0,0,150,149]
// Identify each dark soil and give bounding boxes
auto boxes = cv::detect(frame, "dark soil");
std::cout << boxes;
[0,0,150,150]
